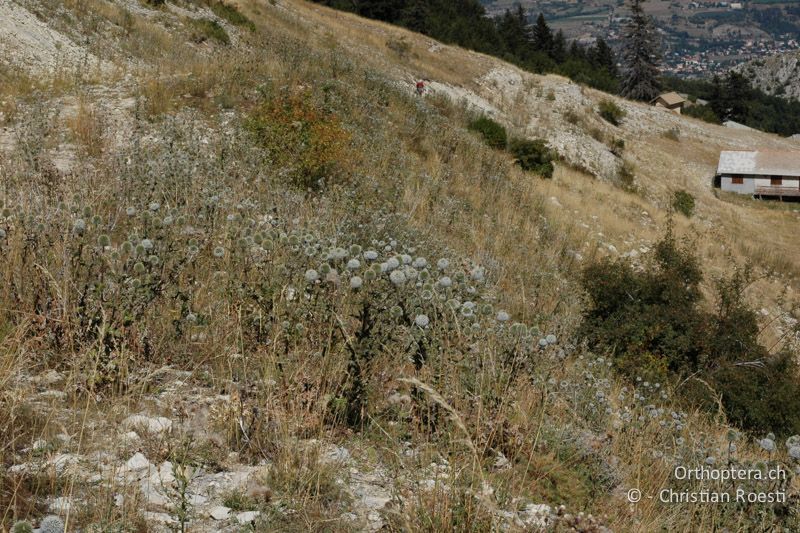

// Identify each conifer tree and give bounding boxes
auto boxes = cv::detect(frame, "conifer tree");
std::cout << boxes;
[620,0,661,101]
[531,13,553,53]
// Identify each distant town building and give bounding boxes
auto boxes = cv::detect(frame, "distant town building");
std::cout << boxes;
[716,151,800,199]
[650,92,687,114]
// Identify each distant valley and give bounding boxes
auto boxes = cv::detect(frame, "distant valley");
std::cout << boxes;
[483,0,800,78]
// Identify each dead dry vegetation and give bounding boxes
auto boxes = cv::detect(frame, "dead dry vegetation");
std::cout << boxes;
[1,0,800,532]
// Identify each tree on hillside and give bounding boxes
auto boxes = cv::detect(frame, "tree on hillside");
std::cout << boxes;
[590,37,618,78]
[531,13,553,53]
[497,5,532,62]
[620,0,661,101]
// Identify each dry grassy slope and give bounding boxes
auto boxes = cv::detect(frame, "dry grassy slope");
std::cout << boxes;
[254,0,800,348]
[1,1,800,531]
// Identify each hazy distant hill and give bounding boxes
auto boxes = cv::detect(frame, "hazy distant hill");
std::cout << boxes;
[736,51,800,101]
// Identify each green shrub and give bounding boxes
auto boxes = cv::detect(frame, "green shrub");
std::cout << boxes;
[579,230,800,436]
[208,1,256,31]
[247,90,352,190]
[684,104,721,125]
[672,190,695,218]
[467,115,507,150]
[189,18,230,45]
[598,99,625,126]
[508,138,554,178]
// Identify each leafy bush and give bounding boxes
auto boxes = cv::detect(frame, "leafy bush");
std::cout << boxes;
[508,138,553,178]
[208,1,256,31]
[247,89,352,189]
[580,230,800,436]
[683,104,721,125]
[672,190,695,218]
[189,18,230,45]
[467,115,507,150]
[598,99,625,126]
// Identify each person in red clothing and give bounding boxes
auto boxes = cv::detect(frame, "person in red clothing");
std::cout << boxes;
[415,80,425,96]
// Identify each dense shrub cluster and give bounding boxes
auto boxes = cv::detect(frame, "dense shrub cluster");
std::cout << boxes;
[247,89,352,190]
[598,99,625,126]
[207,1,256,31]
[672,190,695,218]
[188,18,230,45]
[467,115,507,149]
[509,138,554,178]
[580,230,800,436]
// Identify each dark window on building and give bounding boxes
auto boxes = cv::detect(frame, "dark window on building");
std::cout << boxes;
[731,176,743,184]
[771,177,783,186]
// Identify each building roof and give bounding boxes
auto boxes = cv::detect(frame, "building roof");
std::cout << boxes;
[717,150,800,177]
[651,92,686,107]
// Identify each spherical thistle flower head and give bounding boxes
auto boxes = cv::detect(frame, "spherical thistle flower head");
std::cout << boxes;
[436,258,449,270]
[386,257,400,271]
[546,334,557,345]
[332,247,347,261]
[790,446,800,460]
[141,238,154,251]
[364,250,379,261]
[73,218,86,235]
[364,269,377,281]
[727,429,739,442]
[705,456,716,465]
[759,438,776,452]
[415,314,430,328]
[82,206,93,218]
[418,269,431,282]
[131,278,142,289]
[148,255,160,266]
[133,261,146,274]
[213,246,225,258]
[510,322,525,335]
[188,245,199,255]
[471,266,485,282]
[320,262,332,275]
[91,215,102,226]
[149,201,160,212]
[786,435,800,449]
[347,258,361,270]
[446,298,460,311]
[40,515,65,533]
[288,234,300,246]
[0,228,6,239]
[295,323,306,335]
[305,269,320,283]
[350,276,363,290]
[162,216,174,226]
[496,310,510,322]
[421,289,433,301]
[438,276,452,288]
[401,254,412,265]
[186,312,198,323]
[538,338,548,348]
[389,269,406,286]
[349,244,362,256]
[412,257,427,269]
[390,305,403,318]
[97,234,110,247]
